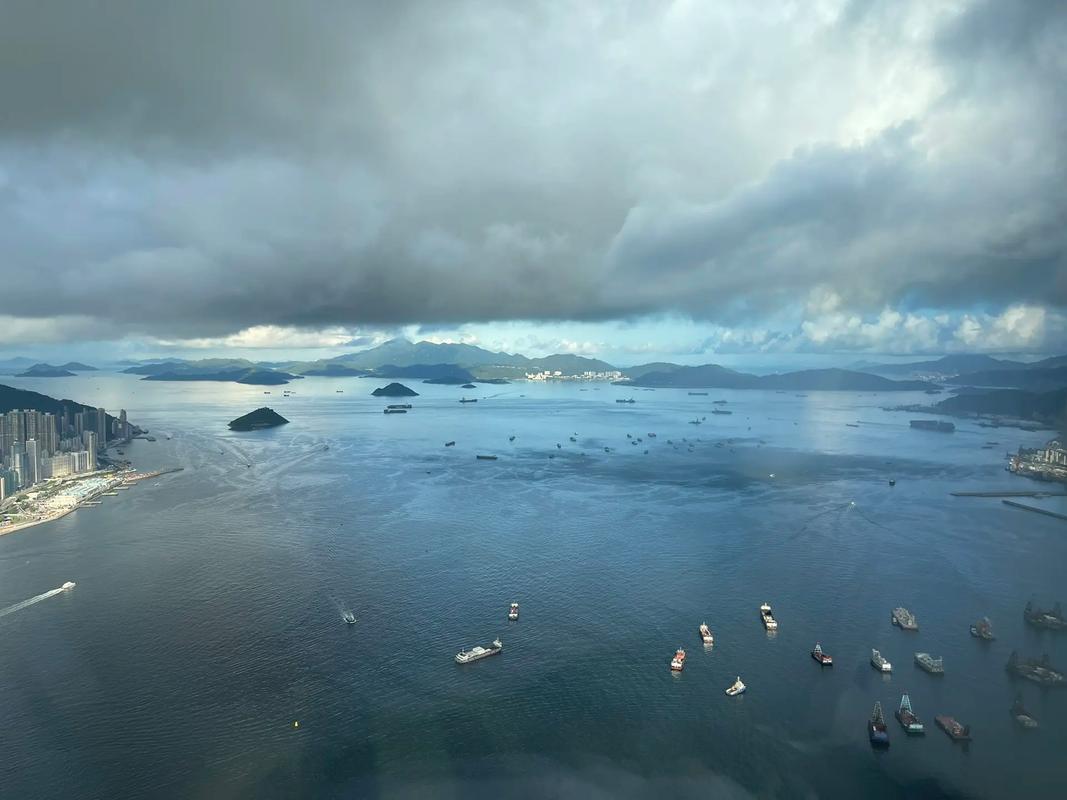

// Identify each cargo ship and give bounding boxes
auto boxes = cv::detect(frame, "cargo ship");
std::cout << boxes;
[670,648,686,671]
[970,616,995,640]
[383,408,407,414]
[760,602,778,630]
[910,419,955,432]
[1006,651,1066,686]
[895,693,925,735]
[508,602,519,621]
[386,404,412,409]
[935,715,971,742]
[915,652,944,675]
[868,702,890,748]
[615,398,635,404]
[455,638,502,664]
[811,642,833,666]
[711,409,732,415]
[1011,695,1039,729]
[699,622,714,645]
[871,649,892,672]
[459,398,478,403]
[891,607,919,630]
[476,454,499,461]
[1023,601,1067,632]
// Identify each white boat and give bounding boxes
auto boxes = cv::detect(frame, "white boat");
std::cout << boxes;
[456,638,503,664]
[508,602,519,621]
[725,677,746,696]
[61,581,76,591]
[760,602,778,630]
[871,649,893,672]
[670,648,686,671]
[342,611,356,625]
[699,622,714,645]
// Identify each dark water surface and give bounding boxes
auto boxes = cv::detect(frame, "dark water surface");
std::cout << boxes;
[1,375,1065,799]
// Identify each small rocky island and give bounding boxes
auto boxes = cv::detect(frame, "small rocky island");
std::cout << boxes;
[228,407,289,431]
[371,382,419,397]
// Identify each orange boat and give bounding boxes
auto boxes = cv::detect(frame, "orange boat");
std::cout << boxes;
[670,648,686,671]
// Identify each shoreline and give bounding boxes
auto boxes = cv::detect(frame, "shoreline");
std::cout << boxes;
[0,467,182,539]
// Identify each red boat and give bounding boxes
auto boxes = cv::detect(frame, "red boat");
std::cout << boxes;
[935,715,972,742]
[811,642,833,666]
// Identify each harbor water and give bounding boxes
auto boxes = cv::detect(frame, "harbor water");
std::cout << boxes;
[1,374,1065,799]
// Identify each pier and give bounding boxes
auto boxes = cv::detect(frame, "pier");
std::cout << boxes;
[952,490,1067,498]
[1001,500,1067,522]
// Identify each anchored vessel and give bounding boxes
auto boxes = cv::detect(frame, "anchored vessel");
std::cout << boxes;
[935,715,972,742]
[895,693,925,735]
[508,602,519,621]
[725,677,746,696]
[1023,601,1067,632]
[892,607,919,631]
[871,649,892,672]
[868,702,890,748]
[459,398,478,403]
[811,642,833,666]
[915,652,944,675]
[1006,651,1066,686]
[970,616,995,640]
[670,648,686,671]
[615,398,635,404]
[456,638,503,664]
[386,404,412,410]
[760,602,778,630]
[476,455,498,461]
[910,419,955,432]
[1011,695,1039,729]
[699,622,714,645]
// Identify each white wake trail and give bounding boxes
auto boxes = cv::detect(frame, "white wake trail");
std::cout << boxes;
[0,583,74,620]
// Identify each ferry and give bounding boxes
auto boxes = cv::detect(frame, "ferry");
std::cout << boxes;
[670,648,686,671]
[915,652,944,675]
[970,616,995,640]
[1011,695,1039,729]
[811,642,833,666]
[891,607,919,631]
[456,638,502,664]
[935,715,971,742]
[699,622,714,645]
[343,611,356,625]
[725,677,746,696]
[895,693,925,735]
[868,702,890,748]
[1023,601,1067,631]
[871,649,892,672]
[508,602,519,621]
[759,603,778,630]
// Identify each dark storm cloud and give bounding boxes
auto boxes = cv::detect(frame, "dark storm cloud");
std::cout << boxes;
[0,0,1064,343]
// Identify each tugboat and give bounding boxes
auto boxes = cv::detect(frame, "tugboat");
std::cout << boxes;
[342,610,356,625]
[699,622,714,645]
[455,638,503,664]
[508,602,519,621]
[970,616,995,640]
[895,693,925,735]
[915,652,945,675]
[892,607,919,631]
[1006,651,1066,686]
[725,677,746,696]
[1023,601,1067,632]
[670,648,686,671]
[811,642,833,666]
[760,602,778,630]
[871,649,893,672]
[935,715,972,742]
[868,702,890,748]
[1010,694,1039,729]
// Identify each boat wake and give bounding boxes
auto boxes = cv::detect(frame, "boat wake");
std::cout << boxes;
[0,582,75,620]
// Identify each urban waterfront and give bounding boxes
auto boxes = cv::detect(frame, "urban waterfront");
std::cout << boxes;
[1,374,1065,799]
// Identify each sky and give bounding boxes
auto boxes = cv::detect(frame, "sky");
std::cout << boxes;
[1,0,1064,366]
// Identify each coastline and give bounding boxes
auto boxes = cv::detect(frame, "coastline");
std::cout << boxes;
[0,467,182,538]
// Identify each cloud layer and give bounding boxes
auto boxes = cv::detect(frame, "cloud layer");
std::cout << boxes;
[1,0,1064,351]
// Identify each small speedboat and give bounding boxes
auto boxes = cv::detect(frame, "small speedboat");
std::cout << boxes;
[725,677,746,696]
[342,611,356,625]
[508,602,519,621]
[61,581,76,591]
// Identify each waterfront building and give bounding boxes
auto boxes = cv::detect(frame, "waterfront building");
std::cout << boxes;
[25,439,40,486]
[86,432,98,470]
[96,407,107,449]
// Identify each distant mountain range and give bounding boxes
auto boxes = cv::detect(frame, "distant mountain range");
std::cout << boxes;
[934,388,1067,429]
[0,383,114,424]
[16,363,77,377]
[617,366,930,391]
[0,358,96,376]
